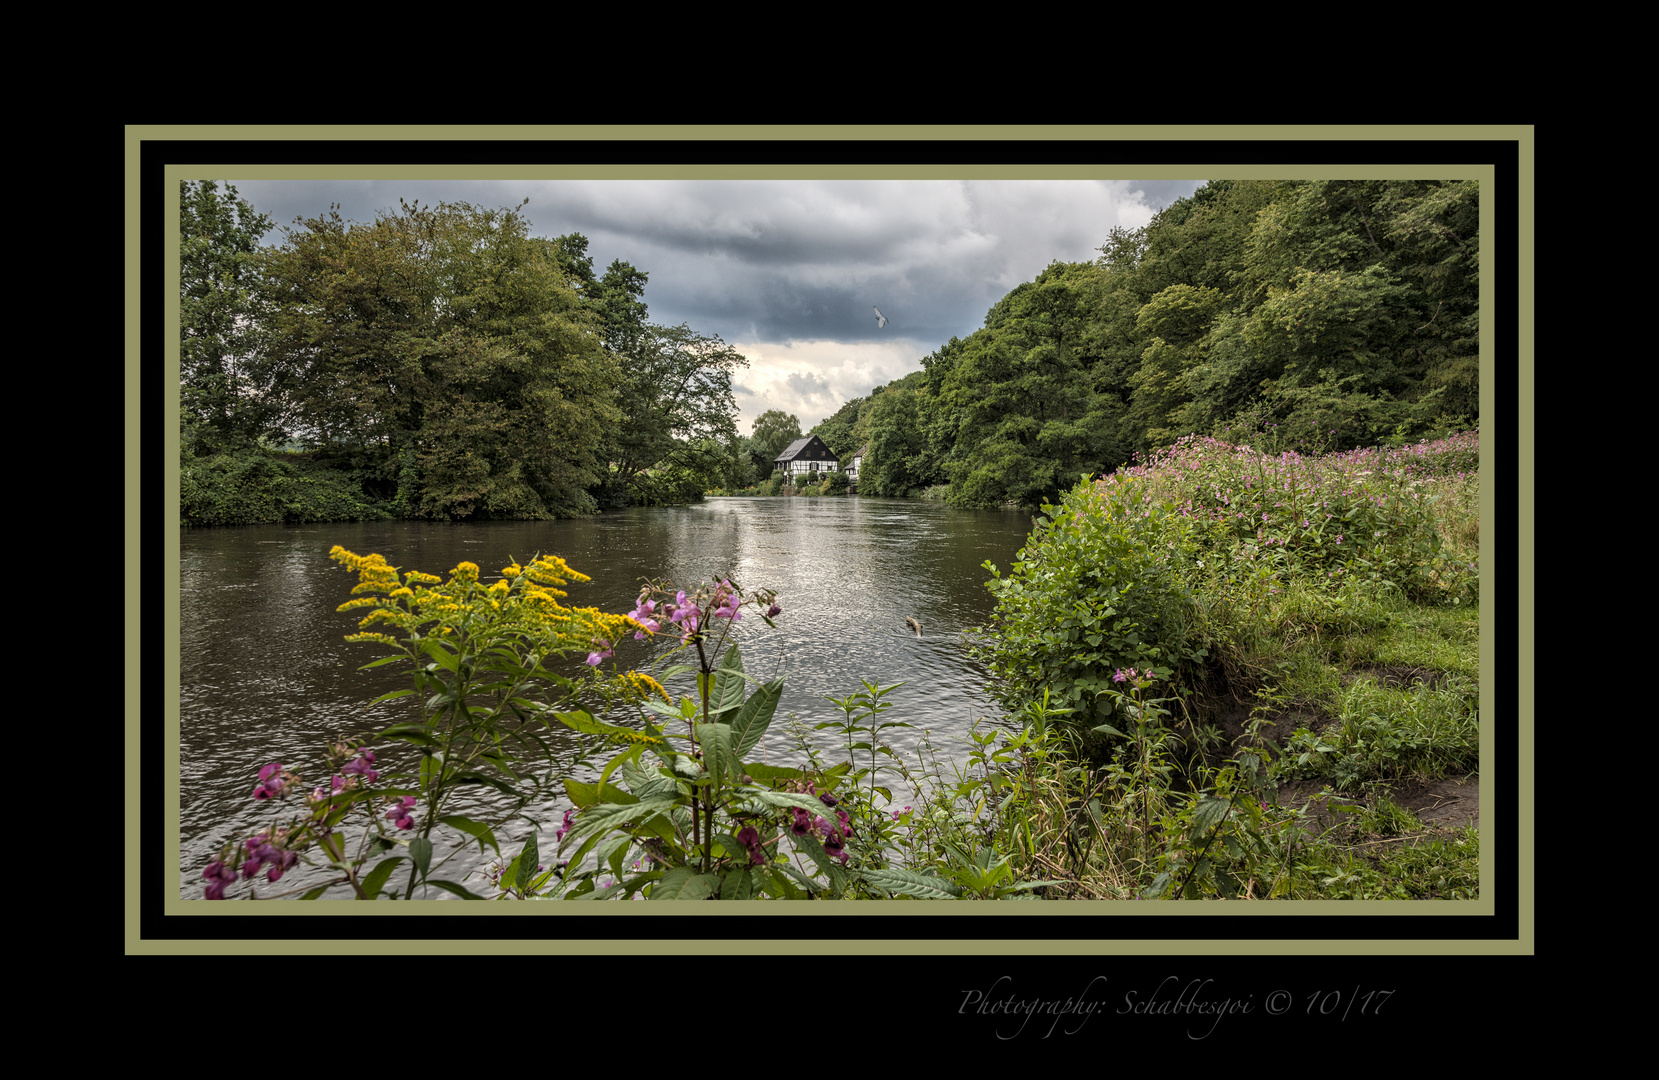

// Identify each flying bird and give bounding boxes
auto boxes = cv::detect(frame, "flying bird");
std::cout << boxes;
[873,306,888,329]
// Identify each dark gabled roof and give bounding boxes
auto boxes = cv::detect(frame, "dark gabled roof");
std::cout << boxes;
[775,435,837,462]
[852,443,869,459]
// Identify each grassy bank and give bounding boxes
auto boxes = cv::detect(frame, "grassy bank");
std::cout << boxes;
[912,431,1482,900]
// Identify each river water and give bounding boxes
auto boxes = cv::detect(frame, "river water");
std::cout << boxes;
[177,496,1037,899]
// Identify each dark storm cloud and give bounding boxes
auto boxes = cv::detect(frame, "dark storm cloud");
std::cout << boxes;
[225,176,1206,426]
[230,178,1203,349]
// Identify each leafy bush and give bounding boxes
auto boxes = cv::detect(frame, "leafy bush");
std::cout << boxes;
[181,448,388,527]
[821,471,850,495]
[976,477,1206,750]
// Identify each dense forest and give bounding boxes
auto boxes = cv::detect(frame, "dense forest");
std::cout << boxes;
[802,179,1479,506]
[179,179,1478,524]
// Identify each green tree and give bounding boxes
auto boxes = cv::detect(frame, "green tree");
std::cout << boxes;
[597,323,748,506]
[810,396,867,460]
[1125,284,1226,447]
[862,388,932,496]
[179,181,277,455]
[938,262,1122,507]
[748,409,802,474]
[1224,179,1480,445]
[260,199,620,518]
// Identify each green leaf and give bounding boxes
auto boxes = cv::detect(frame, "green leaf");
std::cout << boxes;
[741,790,843,821]
[408,836,433,880]
[515,833,539,892]
[720,868,754,900]
[359,856,405,899]
[436,815,500,856]
[774,864,819,897]
[695,722,737,781]
[548,709,649,742]
[859,867,963,899]
[564,779,636,808]
[731,678,784,758]
[740,762,807,785]
[300,885,329,900]
[794,836,849,896]
[447,770,519,797]
[649,867,719,900]
[598,742,648,793]
[1189,794,1232,835]
[419,638,460,673]
[639,697,689,721]
[709,647,747,716]
[562,796,682,850]
[419,752,443,790]
[422,879,486,900]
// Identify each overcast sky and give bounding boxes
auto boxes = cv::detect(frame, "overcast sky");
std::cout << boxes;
[229,178,1206,434]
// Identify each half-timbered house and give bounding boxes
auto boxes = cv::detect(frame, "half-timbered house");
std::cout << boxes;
[846,442,869,482]
[773,435,840,479]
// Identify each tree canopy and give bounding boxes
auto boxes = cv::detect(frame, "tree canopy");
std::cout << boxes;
[179,187,753,522]
[859,178,1481,508]
[748,409,803,473]
[179,181,277,455]
[598,322,747,506]
[254,198,622,518]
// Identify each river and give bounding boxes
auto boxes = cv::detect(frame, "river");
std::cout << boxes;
[177,495,1038,899]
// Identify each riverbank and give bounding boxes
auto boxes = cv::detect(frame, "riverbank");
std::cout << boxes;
[956,431,1482,899]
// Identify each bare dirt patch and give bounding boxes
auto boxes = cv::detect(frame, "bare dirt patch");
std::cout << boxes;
[1270,775,1478,833]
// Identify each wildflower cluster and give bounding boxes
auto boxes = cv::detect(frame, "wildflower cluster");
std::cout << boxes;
[1112,667,1159,690]
[202,743,419,900]
[627,578,780,648]
[252,762,293,800]
[1101,430,1478,604]
[775,781,852,864]
[238,832,299,883]
[386,796,417,830]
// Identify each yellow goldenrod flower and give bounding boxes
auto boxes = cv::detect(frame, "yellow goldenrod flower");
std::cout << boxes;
[623,671,673,704]
[344,632,402,647]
